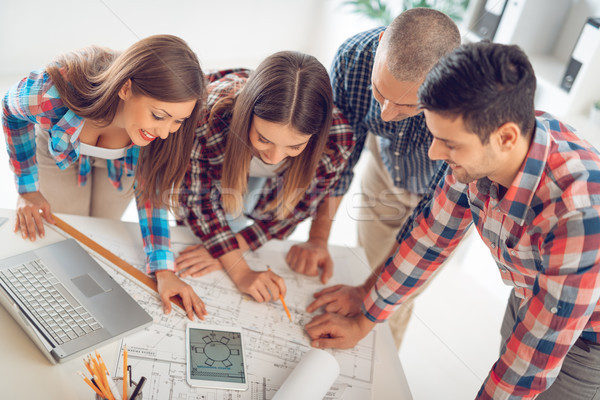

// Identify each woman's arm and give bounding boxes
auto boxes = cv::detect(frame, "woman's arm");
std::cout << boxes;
[1,70,70,239]
[136,197,207,320]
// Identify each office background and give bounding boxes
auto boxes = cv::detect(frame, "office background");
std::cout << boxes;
[1,0,599,398]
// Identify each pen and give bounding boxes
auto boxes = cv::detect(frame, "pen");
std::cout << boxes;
[123,345,128,400]
[129,376,146,400]
[105,370,123,400]
[267,266,292,321]
[78,371,104,398]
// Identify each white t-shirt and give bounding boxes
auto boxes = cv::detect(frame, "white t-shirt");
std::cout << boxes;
[248,156,286,178]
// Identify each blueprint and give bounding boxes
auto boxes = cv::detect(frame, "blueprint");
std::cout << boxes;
[49,225,375,399]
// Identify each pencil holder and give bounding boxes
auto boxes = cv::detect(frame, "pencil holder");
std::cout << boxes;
[95,378,143,400]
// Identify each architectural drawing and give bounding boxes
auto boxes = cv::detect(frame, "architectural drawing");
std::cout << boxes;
[49,224,375,399]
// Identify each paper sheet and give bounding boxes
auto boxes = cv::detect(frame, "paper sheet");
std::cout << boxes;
[273,349,340,400]
[50,225,376,400]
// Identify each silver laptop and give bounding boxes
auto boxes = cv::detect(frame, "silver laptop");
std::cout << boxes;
[0,239,153,364]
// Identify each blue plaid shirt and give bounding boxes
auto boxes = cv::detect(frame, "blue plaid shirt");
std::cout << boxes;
[330,26,443,197]
[2,68,173,273]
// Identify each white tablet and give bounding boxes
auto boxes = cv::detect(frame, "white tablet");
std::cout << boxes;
[185,323,248,391]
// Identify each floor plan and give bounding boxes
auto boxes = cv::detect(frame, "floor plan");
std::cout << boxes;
[62,227,376,400]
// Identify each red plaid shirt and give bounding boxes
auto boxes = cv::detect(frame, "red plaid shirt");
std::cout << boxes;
[180,70,354,257]
[364,112,600,399]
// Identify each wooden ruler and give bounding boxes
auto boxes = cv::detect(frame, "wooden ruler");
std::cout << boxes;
[52,214,184,310]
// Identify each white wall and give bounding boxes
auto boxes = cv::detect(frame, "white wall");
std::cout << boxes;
[0,0,380,78]
[0,0,381,211]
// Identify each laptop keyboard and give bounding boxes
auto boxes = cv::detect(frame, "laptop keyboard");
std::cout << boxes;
[0,259,102,345]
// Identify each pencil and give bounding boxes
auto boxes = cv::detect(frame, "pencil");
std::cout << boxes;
[280,294,292,321]
[123,345,128,400]
[84,356,94,377]
[92,353,114,400]
[78,371,104,397]
[95,351,113,399]
[267,266,292,321]
[92,373,111,400]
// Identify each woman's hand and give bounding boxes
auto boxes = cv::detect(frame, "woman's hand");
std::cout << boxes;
[175,244,223,278]
[155,270,207,320]
[228,265,287,303]
[219,250,287,302]
[15,191,55,241]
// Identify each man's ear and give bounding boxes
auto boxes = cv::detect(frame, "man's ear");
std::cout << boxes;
[118,79,132,100]
[494,122,521,151]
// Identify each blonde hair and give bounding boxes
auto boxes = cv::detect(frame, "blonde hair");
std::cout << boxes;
[46,35,206,209]
[213,51,333,219]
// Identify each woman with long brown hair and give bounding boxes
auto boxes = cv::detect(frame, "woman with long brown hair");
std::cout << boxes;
[173,51,354,302]
[2,34,207,320]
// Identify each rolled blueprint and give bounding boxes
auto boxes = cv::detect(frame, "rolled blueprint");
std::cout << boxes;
[272,348,340,400]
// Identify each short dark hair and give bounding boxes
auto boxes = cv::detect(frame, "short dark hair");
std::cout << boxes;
[382,8,461,82]
[419,42,536,143]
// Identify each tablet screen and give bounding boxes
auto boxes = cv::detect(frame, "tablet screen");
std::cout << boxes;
[188,326,246,385]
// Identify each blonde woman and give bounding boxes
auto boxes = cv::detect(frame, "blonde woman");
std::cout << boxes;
[174,51,354,302]
[2,35,207,319]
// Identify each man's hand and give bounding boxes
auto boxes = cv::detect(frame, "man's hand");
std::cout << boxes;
[156,270,207,320]
[306,284,367,316]
[286,238,334,283]
[175,244,223,278]
[305,312,376,349]
[15,191,55,241]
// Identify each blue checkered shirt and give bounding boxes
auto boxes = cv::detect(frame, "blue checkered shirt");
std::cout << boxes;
[330,27,443,198]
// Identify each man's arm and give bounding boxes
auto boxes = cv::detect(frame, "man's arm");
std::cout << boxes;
[305,170,472,350]
[286,195,343,283]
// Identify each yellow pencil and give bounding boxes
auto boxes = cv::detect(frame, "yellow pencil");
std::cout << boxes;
[95,351,110,390]
[84,356,94,377]
[78,371,104,397]
[279,294,292,321]
[92,352,115,400]
[123,345,128,400]
[267,266,292,321]
[92,372,111,399]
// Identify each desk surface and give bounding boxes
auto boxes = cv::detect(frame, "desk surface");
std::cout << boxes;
[0,209,411,400]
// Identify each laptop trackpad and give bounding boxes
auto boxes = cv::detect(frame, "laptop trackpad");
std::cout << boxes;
[71,274,108,297]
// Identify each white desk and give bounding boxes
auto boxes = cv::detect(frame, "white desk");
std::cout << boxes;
[0,209,411,400]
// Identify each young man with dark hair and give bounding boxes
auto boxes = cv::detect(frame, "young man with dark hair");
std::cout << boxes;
[306,42,600,399]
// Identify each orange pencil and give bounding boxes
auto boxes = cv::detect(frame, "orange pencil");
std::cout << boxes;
[95,351,111,391]
[78,371,104,397]
[279,294,292,321]
[92,373,111,399]
[84,356,94,377]
[92,353,114,400]
[123,345,128,400]
[267,266,292,321]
